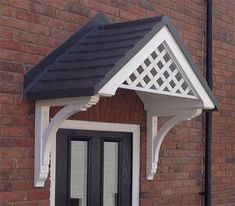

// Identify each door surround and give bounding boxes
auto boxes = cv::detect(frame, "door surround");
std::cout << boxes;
[50,120,140,206]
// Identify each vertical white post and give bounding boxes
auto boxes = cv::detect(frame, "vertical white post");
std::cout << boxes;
[146,112,158,180]
[50,137,56,205]
[34,103,50,187]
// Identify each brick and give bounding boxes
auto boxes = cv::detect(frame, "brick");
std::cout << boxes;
[26,44,51,56]
[14,138,34,148]
[0,82,22,93]
[15,159,34,169]
[0,4,14,17]
[0,148,32,159]
[79,0,100,10]
[0,159,15,169]
[15,9,40,23]
[0,116,14,126]
[0,93,13,104]
[0,170,10,180]
[67,2,90,16]
[161,188,175,196]
[13,73,23,84]
[0,16,28,31]
[1,0,30,9]
[0,138,15,148]
[140,199,153,206]
[138,0,154,11]
[14,181,34,191]
[37,0,67,10]
[56,10,78,23]
[14,52,43,65]
[0,39,26,52]
[0,181,13,192]
[0,71,14,82]
[15,202,38,206]
[225,158,235,163]
[36,35,59,48]
[9,169,28,180]
[140,191,161,198]
[51,28,72,40]
[38,200,50,206]
[28,22,50,36]
[0,191,27,202]
[27,190,49,201]
[0,61,25,73]
[1,127,33,138]
[0,27,13,39]
[0,48,14,60]
[31,2,56,17]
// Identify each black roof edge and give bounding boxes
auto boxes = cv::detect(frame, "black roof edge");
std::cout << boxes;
[163,16,219,110]
[26,87,95,100]
[98,14,164,29]
[23,12,109,100]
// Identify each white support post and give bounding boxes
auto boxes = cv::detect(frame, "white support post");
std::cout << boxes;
[146,112,158,180]
[34,102,50,187]
[146,109,202,180]
[34,96,100,187]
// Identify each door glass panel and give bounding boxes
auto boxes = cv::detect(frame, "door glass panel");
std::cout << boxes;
[103,142,119,206]
[70,141,87,206]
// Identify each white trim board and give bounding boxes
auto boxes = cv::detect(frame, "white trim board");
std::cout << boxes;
[98,26,214,109]
[50,120,140,206]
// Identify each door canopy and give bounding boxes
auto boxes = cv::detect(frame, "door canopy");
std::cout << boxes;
[23,13,218,186]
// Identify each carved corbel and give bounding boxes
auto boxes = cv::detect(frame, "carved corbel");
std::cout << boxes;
[146,109,202,180]
[34,96,100,187]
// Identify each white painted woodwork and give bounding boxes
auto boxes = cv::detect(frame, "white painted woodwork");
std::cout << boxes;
[34,103,49,187]
[120,42,196,99]
[136,91,203,116]
[49,120,140,206]
[34,96,99,187]
[33,22,216,197]
[146,109,202,180]
[98,26,215,109]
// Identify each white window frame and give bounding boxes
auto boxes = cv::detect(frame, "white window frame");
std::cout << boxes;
[49,120,140,206]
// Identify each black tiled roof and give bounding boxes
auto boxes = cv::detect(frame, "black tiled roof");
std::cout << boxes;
[23,12,218,109]
[23,13,165,100]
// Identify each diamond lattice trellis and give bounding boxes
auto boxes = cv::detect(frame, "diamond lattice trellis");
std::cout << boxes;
[120,43,196,99]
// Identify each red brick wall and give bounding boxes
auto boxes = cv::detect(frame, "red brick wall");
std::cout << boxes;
[0,0,234,205]
[211,0,235,205]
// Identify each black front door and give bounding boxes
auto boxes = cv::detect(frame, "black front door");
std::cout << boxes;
[55,129,132,206]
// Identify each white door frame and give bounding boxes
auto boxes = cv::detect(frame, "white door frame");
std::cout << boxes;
[50,120,140,206]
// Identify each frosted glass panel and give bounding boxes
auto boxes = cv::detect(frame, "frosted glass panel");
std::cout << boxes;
[103,142,119,206]
[70,141,87,206]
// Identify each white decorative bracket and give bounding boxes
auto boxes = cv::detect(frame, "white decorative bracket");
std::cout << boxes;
[146,109,202,180]
[34,96,100,187]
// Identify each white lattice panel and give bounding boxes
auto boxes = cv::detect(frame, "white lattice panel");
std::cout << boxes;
[120,43,196,99]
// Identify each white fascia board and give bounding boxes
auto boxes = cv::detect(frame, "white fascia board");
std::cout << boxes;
[98,27,165,96]
[36,96,100,107]
[162,27,214,109]
[98,26,215,110]
[136,91,204,116]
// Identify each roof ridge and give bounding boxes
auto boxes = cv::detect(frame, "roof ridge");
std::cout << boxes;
[99,15,165,30]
